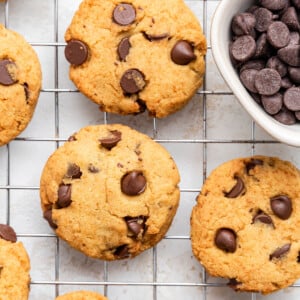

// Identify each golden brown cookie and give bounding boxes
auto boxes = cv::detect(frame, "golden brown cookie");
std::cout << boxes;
[40,124,180,260]
[56,291,108,300]
[0,224,31,300]
[64,0,206,118]
[191,156,300,294]
[0,24,42,146]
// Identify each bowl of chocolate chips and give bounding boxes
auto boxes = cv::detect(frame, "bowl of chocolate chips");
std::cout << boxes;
[211,0,300,146]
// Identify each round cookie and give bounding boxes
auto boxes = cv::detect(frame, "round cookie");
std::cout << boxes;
[56,291,108,300]
[0,24,42,146]
[40,124,180,260]
[191,156,300,294]
[0,224,31,300]
[64,0,206,118]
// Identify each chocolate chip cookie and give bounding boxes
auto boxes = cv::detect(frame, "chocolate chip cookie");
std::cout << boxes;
[40,124,180,260]
[0,24,42,145]
[56,291,108,300]
[0,224,31,299]
[64,0,206,118]
[191,156,300,294]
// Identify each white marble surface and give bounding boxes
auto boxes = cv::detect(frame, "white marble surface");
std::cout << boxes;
[1,0,300,299]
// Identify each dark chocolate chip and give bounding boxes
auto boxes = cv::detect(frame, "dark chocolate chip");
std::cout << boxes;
[113,3,136,26]
[66,163,82,179]
[240,59,265,73]
[281,7,300,31]
[215,228,237,253]
[254,8,273,32]
[227,278,242,290]
[289,31,300,45]
[65,40,89,66]
[125,216,146,237]
[225,176,245,198]
[240,69,259,93]
[254,68,281,95]
[270,243,291,260]
[267,21,290,49]
[281,76,293,89]
[252,211,274,225]
[266,56,287,77]
[278,45,300,67]
[114,244,130,258]
[88,164,99,173]
[231,35,256,62]
[118,37,131,61]
[273,107,297,124]
[0,224,17,243]
[297,251,300,263]
[283,87,300,111]
[231,13,256,36]
[120,69,146,94]
[245,158,264,174]
[288,67,300,84]
[143,32,169,41]
[23,82,30,102]
[261,93,283,115]
[291,0,300,9]
[67,134,77,142]
[259,0,288,11]
[57,184,72,208]
[100,130,122,150]
[171,40,196,65]
[136,99,147,113]
[43,209,57,229]
[270,195,292,219]
[295,111,300,121]
[0,60,18,86]
[121,171,146,196]
[254,33,272,58]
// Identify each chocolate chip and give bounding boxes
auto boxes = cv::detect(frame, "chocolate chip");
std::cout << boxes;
[57,184,72,208]
[0,224,17,243]
[231,35,256,62]
[114,244,130,258]
[288,67,300,84]
[267,21,290,49]
[125,216,146,237]
[88,164,99,173]
[227,278,242,290]
[66,163,82,179]
[274,107,297,124]
[259,0,288,11]
[297,252,300,263]
[240,59,265,73]
[281,76,293,89]
[120,69,146,94]
[240,69,259,93]
[215,228,237,253]
[252,211,274,225]
[278,45,300,67]
[67,134,77,142]
[171,40,196,65]
[254,8,273,32]
[43,209,57,229]
[266,56,287,77]
[289,31,300,45]
[254,68,281,95]
[143,32,169,41]
[245,158,264,174]
[261,93,283,114]
[254,33,272,58]
[0,60,18,86]
[283,87,300,111]
[281,7,300,31]
[121,171,146,196]
[231,13,256,36]
[270,195,292,219]
[23,82,30,102]
[118,37,131,61]
[292,0,300,9]
[65,40,89,66]
[113,3,136,26]
[270,243,291,260]
[99,130,122,150]
[225,176,245,198]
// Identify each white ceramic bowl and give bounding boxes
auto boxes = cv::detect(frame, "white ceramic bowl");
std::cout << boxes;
[211,0,300,147]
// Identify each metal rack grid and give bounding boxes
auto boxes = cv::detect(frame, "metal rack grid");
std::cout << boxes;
[1,0,300,299]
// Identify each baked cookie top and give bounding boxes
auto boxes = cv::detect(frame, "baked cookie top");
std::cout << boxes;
[0,224,31,300]
[191,156,300,294]
[64,0,206,118]
[40,124,180,260]
[56,291,108,300]
[0,24,42,146]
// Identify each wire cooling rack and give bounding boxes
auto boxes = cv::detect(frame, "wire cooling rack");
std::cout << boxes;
[1,0,300,299]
